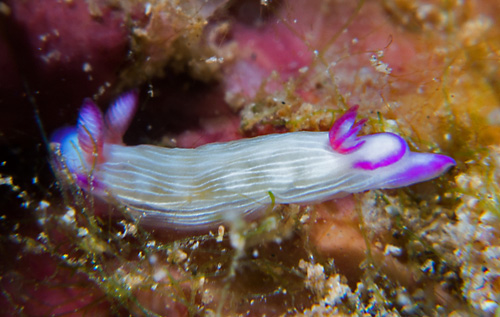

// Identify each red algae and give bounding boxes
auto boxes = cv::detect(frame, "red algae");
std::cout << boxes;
[2,0,500,315]
[0,0,129,143]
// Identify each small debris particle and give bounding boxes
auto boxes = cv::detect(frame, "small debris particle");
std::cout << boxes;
[421,259,435,274]
[82,62,93,72]
[216,225,225,242]
[0,176,13,186]
[252,249,259,258]
[144,2,152,15]
[62,207,76,224]
[153,268,167,282]
[299,259,326,293]
[299,66,309,73]
[191,241,200,250]
[384,244,402,257]
[168,249,188,264]
[370,54,392,74]
[77,227,88,237]
[37,200,50,210]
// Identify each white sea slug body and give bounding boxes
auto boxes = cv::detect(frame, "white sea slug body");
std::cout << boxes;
[51,91,456,228]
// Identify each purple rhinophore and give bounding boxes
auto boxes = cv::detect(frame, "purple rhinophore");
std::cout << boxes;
[329,105,366,154]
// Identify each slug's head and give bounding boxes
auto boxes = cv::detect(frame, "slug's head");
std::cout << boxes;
[329,106,456,189]
[50,91,138,188]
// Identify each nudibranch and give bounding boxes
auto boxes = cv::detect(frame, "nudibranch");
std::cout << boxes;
[50,91,455,228]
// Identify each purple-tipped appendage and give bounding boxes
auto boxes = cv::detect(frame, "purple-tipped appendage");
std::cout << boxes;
[104,90,139,144]
[329,105,366,154]
[77,98,104,161]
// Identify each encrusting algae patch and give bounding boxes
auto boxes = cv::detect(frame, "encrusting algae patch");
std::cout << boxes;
[1,0,500,315]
